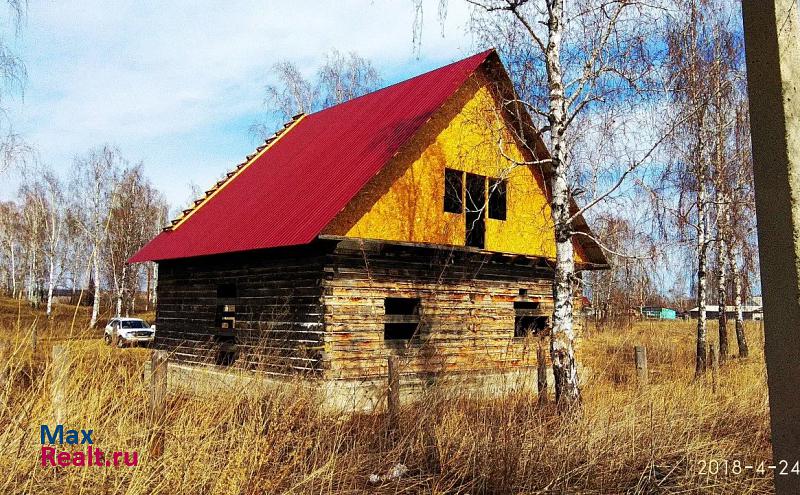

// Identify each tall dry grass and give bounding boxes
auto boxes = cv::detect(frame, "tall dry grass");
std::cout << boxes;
[0,300,774,494]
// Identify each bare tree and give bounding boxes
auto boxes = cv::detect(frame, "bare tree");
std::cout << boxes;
[251,50,381,138]
[707,22,744,363]
[105,165,166,317]
[657,0,752,373]
[0,0,29,175]
[18,181,46,307]
[728,103,755,358]
[17,166,71,316]
[659,0,719,376]
[317,49,381,108]
[587,213,659,325]
[418,0,665,407]
[0,200,22,297]
[70,146,122,327]
[38,169,67,317]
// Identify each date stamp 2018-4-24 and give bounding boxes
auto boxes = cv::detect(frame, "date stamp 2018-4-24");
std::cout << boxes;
[696,459,800,477]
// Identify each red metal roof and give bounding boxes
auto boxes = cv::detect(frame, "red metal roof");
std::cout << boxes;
[129,50,494,263]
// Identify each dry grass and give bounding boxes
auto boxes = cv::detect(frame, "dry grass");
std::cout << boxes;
[0,300,774,494]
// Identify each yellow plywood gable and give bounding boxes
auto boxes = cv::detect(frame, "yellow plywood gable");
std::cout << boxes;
[323,71,588,263]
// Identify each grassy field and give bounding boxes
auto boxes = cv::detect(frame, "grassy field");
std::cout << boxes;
[0,298,774,494]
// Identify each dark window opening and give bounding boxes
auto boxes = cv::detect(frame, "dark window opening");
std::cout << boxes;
[465,173,486,249]
[488,178,507,220]
[384,297,420,341]
[513,301,548,338]
[217,283,237,299]
[444,168,463,213]
[519,288,528,297]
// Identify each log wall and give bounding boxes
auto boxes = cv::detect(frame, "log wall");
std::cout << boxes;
[154,244,328,374]
[154,239,583,380]
[321,239,581,380]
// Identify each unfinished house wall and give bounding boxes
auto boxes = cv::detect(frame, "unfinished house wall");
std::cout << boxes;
[153,239,586,410]
[322,70,590,263]
[154,244,328,374]
[318,240,587,409]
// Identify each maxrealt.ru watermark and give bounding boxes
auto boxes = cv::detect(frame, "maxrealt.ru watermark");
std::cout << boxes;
[40,425,138,467]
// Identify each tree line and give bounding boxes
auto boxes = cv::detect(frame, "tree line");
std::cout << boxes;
[0,48,382,327]
[0,146,167,325]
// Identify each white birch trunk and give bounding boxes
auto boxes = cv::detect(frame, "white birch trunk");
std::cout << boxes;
[27,240,35,303]
[46,258,55,317]
[730,244,749,358]
[115,263,125,318]
[714,57,729,362]
[90,250,100,328]
[9,246,15,298]
[716,193,729,362]
[696,181,708,376]
[545,0,581,407]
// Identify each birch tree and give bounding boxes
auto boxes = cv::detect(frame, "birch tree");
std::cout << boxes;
[19,182,46,307]
[70,146,122,327]
[658,0,751,373]
[728,103,755,358]
[0,200,22,297]
[18,167,71,316]
[251,50,381,138]
[707,22,743,363]
[38,169,67,317]
[663,0,717,376]
[417,0,665,407]
[0,0,29,175]
[104,165,166,317]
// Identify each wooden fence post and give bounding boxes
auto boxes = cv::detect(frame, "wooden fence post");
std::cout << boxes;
[149,350,168,458]
[710,342,719,394]
[387,355,400,426]
[51,345,68,424]
[537,342,548,404]
[634,345,648,388]
[0,341,7,396]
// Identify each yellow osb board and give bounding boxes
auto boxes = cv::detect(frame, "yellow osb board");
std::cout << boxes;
[323,70,588,263]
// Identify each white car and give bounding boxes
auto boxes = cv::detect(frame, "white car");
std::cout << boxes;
[103,317,155,347]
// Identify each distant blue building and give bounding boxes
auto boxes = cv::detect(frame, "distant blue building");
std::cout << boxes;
[641,306,677,320]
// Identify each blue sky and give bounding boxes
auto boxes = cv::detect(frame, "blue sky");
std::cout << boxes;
[2,0,476,206]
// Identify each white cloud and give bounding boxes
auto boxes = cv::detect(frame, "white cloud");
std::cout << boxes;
[3,0,474,204]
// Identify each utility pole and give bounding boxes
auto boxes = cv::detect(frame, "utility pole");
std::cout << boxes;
[741,1,800,492]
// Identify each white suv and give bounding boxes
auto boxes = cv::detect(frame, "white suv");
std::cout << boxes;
[104,318,155,347]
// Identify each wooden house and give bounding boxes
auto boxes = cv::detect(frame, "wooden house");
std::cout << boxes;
[129,50,608,409]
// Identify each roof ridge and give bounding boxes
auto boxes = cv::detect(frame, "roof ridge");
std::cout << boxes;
[164,50,494,233]
[305,49,495,118]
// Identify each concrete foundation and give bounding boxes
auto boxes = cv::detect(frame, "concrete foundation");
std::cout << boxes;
[143,361,571,413]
